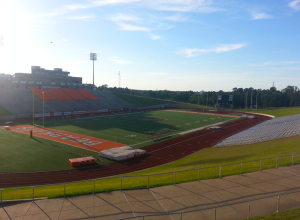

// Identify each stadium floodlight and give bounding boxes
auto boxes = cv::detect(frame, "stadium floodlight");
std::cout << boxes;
[90,52,97,88]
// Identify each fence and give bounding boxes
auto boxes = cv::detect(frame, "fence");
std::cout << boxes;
[1,153,300,204]
[116,189,300,220]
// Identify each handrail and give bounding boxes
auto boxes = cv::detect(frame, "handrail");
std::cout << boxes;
[1,152,299,191]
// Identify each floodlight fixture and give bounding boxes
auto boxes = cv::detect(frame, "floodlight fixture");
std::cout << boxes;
[90,52,97,88]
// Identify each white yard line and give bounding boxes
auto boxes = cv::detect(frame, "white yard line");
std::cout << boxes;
[178,120,231,135]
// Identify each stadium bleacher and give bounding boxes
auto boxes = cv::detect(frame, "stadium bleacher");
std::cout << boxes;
[77,89,98,100]
[61,88,86,100]
[29,88,56,101]
[0,88,135,116]
[215,113,300,147]
[48,88,72,100]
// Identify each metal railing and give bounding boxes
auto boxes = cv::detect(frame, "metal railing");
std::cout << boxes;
[1,153,300,204]
[116,189,300,220]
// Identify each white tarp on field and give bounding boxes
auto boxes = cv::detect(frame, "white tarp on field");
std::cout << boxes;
[100,146,146,161]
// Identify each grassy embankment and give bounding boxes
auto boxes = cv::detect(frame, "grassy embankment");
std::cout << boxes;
[247,208,300,220]
[237,108,300,118]
[3,134,300,200]
[115,93,215,109]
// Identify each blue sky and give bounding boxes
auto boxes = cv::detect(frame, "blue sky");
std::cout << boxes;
[0,0,299,91]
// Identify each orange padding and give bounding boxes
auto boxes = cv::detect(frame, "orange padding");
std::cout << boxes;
[48,88,72,100]
[69,156,95,166]
[77,89,98,100]
[62,88,86,100]
[29,88,56,101]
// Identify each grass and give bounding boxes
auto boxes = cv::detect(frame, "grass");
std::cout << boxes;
[0,110,231,172]
[237,108,300,118]
[115,93,215,109]
[0,104,12,116]
[247,208,300,220]
[2,134,300,200]
[115,93,170,107]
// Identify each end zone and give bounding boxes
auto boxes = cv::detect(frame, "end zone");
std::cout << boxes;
[0,125,126,153]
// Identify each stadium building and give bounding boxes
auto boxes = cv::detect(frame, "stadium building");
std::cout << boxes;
[0,66,93,90]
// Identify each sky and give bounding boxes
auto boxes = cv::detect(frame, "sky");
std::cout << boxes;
[0,0,299,92]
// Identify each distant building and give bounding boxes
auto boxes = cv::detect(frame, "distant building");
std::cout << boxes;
[0,66,93,89]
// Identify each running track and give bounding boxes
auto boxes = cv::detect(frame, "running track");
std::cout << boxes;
[0,110,271,188]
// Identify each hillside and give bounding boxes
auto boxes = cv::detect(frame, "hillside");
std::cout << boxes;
[115,93,215,109]
[238,108,300,117]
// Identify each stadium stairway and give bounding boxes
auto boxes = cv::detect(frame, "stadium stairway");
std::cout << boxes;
[47,88,72,100]
[77,89,98,100]
[61,88,86,100]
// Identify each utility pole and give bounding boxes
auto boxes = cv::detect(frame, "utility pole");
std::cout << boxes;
[118,71,121,88]
[256,89,258,110]
[251,90,253,109]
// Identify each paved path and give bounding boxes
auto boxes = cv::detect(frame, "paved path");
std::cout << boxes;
[2,165,300,220]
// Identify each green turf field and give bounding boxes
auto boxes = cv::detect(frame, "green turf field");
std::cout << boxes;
[0,110,233,172]
[38,110,233,147]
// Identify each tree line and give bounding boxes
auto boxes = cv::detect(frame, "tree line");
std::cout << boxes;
[96,84,300,109]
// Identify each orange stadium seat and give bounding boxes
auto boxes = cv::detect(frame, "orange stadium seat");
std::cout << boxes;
[48,88,72,100]
[61,88,86,100]
[29,88,56,101]
[77,89,99,100]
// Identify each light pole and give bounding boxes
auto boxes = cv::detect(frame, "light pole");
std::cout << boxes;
[32,90,35,125]
[42,91,45,127]
[90,52,97,89]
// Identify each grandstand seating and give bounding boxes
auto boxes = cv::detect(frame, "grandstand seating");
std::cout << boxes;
[62,88,86,100]
[91,91,133,108]
[215,113,300,147]
[29,88,56,101]
[0,88,135,115]
[48,88,72,100]
[77,89,98,100]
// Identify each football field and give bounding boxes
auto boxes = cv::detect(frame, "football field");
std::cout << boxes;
[0,110,238,172]
[42,110,235,146]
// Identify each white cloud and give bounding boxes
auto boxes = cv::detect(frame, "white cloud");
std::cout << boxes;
[150,0,224,13]
[107,13,140,22]
[177,44,247,57]
[150,35,162,40]
[108,57,133,64]
[165,14,189,22]
[67,15,96,21]
[66,0,223,13]
[248,61,300,66]
[251,12,272,20]
[62,38,67,42]
[288,0,300,11]
[66,0,141,10]
[117,22,151,31]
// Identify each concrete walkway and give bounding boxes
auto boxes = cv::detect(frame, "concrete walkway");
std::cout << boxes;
[2,165,300,220]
